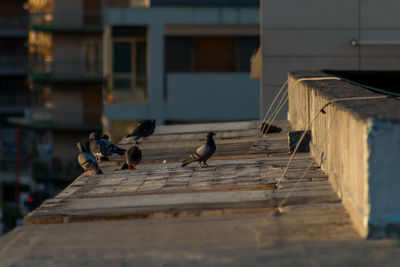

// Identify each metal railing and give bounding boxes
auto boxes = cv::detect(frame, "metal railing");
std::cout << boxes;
[0,56,27,69]
[30,60,102,79]
[30,10,103,30]
[0,16,28,30]
[0,94,29,108]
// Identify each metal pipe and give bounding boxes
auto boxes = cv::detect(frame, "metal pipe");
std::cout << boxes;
[351,39,400,47]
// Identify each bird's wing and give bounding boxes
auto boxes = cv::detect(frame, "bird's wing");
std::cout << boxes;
[194,144,210,160]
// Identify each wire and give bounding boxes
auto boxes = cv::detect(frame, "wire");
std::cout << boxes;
[260,81,288,136]
[262,91,288,137]
[274,94,391,191]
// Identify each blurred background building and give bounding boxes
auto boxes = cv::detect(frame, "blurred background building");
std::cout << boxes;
[0,0,260,235]
[253,0,400,118]
[102,0,260,141]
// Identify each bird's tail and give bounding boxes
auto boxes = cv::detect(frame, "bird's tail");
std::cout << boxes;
[111,145,126,155]
[95,166,103,174]
[121,163,128,170]
[181,157,195,167]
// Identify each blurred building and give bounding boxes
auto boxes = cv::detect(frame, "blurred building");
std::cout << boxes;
[24,0,120,187]
[0,0,29,234]
[102,0,260,140]
[253,0,400,119]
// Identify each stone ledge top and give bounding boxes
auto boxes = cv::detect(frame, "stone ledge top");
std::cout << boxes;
[289,70,400,122]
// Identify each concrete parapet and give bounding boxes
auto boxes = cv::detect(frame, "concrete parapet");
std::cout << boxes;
[288,70,400,238]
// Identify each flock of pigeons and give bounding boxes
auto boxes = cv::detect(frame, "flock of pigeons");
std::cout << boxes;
[76,119,217,176]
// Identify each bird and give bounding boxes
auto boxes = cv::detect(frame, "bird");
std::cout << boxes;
[126,119,156,140]
[181,132,216,168]
[101,134,126,156]
[89,132,109,162]
[260,122,282,135]
[121,141,142,170]
[77,142,103,176]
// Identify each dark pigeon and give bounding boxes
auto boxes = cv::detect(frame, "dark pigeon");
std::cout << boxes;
[121,141,142,170]
[260,122,282,135]
[181,132,216,168]
[101,134,126,156]
[126,119,156,140]
[77,142,103,176]
[89,132,109,161]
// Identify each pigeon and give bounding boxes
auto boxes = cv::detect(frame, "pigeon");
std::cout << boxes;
[126,119,156,140]
[101,134,126,156]
[260,122,282,135]
[121,141,142,170]
[89,132,109,161]
[181,132,216,168]
[77,142,103,176]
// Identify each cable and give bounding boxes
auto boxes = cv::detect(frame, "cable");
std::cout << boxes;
[274,94,391,190]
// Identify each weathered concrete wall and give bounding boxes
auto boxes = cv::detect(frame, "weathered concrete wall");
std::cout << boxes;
[288,71,400,238]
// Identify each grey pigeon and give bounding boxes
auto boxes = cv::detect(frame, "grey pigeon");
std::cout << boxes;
[126,119,156,140]
[181,132,216,168]
[89,132,109,161]
[101,134,126,156]
[77,142,103,176]
[121,141,142,170]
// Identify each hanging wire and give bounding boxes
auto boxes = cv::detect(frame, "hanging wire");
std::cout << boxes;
[275,160,315,214]
[260,81,288,136]
[262,90,288,137]
[258,76,396,214]
[274,94,391,191]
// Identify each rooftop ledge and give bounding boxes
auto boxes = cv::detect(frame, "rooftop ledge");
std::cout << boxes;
[288,70,400,238]
[3,119,400,265]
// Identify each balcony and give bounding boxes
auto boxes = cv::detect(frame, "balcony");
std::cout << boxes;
[29,107,101,130]
[30,60,102,83]
[0,94,29,115]
[0,55,27,75]
[30,10,102,32]
[0,16,28,36]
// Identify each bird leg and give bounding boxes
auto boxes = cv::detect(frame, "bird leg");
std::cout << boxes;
[132,165,137,170]
[198,162,203,169]
[84,170,88,176]
[203,162,209,168]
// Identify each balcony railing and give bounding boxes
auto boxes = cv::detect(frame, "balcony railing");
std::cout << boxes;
[30,60,102,82]
[0,55,27,69]
[0,94,29,108]
[30,107,102,127]
[30,10,102,32]
[0,16,28,31]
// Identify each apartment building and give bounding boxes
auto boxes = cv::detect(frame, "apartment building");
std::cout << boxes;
[102,0,260,140]
[25,0,109,184]
[255,0,400,119]
[0,0,30,233]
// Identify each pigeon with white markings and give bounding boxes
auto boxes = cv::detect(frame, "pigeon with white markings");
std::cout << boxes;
[181,132,216,168]
[126,119,156,140]
[89,132,109,162]
[121,141,142,170]
[101,134,126,156]
[77,142,103,176]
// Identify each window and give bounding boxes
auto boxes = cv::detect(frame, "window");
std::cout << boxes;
[194,36,237,72]
[165,36,192,72]
[164,35,259,73]
[110,26,148,99]
[83,40,101,74]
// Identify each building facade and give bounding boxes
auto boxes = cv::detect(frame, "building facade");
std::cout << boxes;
[258,0,400,119]
[103,0,260,140]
